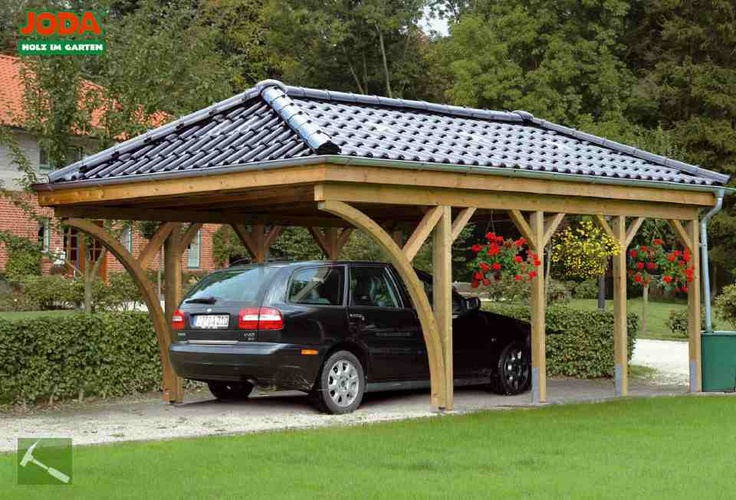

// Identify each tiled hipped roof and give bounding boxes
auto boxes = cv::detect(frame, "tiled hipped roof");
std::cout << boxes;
[48,79,729,187]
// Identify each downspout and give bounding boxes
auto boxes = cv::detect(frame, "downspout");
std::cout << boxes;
[701,189,725,333]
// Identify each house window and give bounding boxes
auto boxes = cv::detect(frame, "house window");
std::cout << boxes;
[39,146,84,170]
[187,230,201,269]
[37,219,50,252]
[120,225,133,253]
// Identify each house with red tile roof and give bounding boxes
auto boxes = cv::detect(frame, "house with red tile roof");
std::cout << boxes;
[0,54,219,278]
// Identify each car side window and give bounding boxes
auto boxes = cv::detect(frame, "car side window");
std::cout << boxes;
[420,275,464,315]
[350,267,400,308]
[288,266,344,306]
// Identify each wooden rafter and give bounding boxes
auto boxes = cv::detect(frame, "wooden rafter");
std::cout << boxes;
[508,210,534,246]
[542,213,566,247]
[624,217,645,248]
[403,206,443,261]
[179,223,203,254]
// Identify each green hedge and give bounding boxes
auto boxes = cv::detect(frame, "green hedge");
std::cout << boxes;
[486,303,639,378]
[0,312,162,404]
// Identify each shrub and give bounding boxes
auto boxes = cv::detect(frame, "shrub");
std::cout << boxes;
[20,275,77,310]
[546,279,572,304]
[715,285,736,326]
[574,279,599,299]
[666,309,710,338]
[0,312,162,404]
[97,272,143,311]
[485,303,638,378]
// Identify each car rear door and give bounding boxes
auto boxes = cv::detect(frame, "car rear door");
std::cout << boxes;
[347,264,422,382]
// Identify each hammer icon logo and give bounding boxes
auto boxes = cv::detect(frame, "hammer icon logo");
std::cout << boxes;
[19,439,71,484]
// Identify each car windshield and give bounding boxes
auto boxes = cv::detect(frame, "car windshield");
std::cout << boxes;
[184,266,279,304]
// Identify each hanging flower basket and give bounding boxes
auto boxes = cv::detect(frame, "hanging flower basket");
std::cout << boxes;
[550,218,620,279]
[627,238,694,293]
[470,232,541,288]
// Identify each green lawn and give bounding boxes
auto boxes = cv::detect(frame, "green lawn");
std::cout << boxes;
[0,310,77,321]
[2,397,735,498]
[568,298,687,341]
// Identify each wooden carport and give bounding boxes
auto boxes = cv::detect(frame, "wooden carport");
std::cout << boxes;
[33,81,729,410]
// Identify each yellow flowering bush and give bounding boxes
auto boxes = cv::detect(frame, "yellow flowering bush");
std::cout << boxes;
[551,219,620,279]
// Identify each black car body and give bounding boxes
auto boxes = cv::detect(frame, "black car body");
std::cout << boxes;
[170,261,531,412]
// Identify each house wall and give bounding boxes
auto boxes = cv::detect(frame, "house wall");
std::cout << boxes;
[0,130,220,277]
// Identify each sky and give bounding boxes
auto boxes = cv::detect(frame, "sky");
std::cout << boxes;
[419,7,450,37]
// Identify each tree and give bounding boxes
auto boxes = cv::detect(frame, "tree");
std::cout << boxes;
[261,0,443,100]
[440,0,633,126]
[625,0,736,287]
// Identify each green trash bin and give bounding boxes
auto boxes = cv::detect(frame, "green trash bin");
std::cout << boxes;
[702,332,736,392]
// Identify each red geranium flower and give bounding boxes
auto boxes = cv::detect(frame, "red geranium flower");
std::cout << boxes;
[472,244,482,253]
[653,238,664,245]
[514,275,522,281]
[646,262,657,271]
[663,275,673,284]
[629,249,637,258]
[514,255,523,263]
[529,271,538,279]
[479,262,490,272]
[636,262,645,270]
[471,280,479,288]
[634,274,643,283]
[485,232,496,241]
[487,245,500,256]
[491,262,502,271]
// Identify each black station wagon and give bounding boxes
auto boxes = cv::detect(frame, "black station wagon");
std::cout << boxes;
[169,261,531,414]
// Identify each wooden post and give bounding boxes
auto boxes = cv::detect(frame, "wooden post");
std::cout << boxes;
[612,216,628,396]
[433,206,453,411]
[688,219,702,392]
[164,225,184,403]
[232,224,282,263]
[529,211,546,404]
[309,227,353,259]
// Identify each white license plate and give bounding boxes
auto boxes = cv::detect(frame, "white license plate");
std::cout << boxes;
[192,314,230,329]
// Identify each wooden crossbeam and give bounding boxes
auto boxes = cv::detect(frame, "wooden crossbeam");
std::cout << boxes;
[179,223,203,254]
[624,217,645,248]
[232,223,282,263]
[593,214,616,240]
[669,219,693,250]
[450,207,476,242]
[508,210,534,246]
[542,213,566,247]
[403,206,443,261]
[137,222,177,269]
[309,227,352,259]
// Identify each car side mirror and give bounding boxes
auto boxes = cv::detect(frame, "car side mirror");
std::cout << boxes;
[465,296,481,312]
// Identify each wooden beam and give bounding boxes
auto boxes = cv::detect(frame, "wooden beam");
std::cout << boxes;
[318,200,447,410]
[542,213,566,247]
[687,219,702,392]
[403,206,443,262]
[669,219,693,250]
[433,206,453,411]
[508,210,534,246]
[265,226,283,250]
[232,223,281,263]
[529,211,546,403]
[624,217,645,247]
[38,163,717,209]
[179,223,203,255]
[232,223,256,258]
[163,225,184,403]
[137,222,177,269]
[54,205,351,228]
[593,214,616,240]
[612,215,628,397]
[315,183,701,220]
[337,228,353,250]
[64,218,181,403]
[450,207,476,242]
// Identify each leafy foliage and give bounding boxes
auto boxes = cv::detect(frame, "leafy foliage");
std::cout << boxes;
[627,239,694,293]
[0,312,162,404]
[0,232,42,281]
[551,219,620,280]
[486,303,638,378]
[715,285,736,326]
[574,279,599,300]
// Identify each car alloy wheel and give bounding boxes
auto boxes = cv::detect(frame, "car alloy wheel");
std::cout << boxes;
[312,350,365,414]
[501,345,529,393]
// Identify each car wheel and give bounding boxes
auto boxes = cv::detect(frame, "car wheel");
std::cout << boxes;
[207,381,254,401]
[489,341,531,395]
[311,351,365,414]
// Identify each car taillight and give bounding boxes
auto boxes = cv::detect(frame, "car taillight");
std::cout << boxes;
[238,307,283,330]
[257,307,284,330]
[238,308,260,329]
[172,309,185,330]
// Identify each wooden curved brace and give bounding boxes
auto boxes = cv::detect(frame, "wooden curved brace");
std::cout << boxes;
[318,200,447,409]
[64,218,181,403]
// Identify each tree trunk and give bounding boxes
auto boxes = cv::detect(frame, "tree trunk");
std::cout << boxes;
[83,250,94,314]
[376,26,392,97]
[597,274,606,311]
[641,284,649,335]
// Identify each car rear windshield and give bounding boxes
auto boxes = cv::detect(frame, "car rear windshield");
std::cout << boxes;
[184,266,280,304]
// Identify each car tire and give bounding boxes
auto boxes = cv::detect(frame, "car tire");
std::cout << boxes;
[311,350,365,414]
[207,381,254,401]
[488,341,531,395]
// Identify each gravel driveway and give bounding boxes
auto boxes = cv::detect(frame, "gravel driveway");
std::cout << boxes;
[631,339,690,385]
[0,378,685,453]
